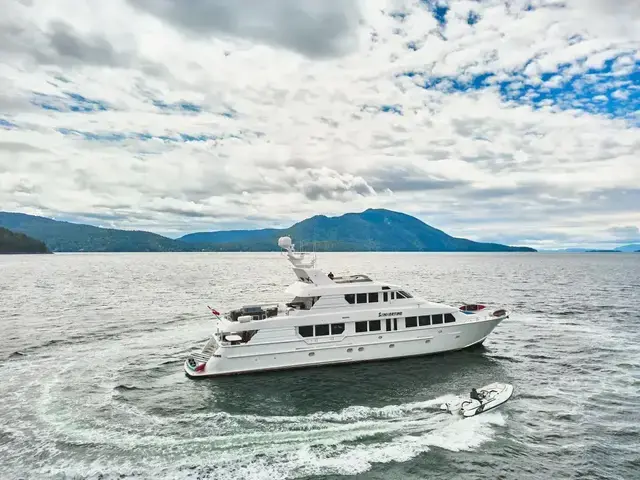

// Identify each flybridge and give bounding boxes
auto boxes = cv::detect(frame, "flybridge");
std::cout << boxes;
[278,236,376,287]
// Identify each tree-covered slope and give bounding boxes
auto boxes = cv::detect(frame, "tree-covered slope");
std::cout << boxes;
[0,227,50,254]
[182,209,536,252]
[0,212,195,252]
[0,209,536,252]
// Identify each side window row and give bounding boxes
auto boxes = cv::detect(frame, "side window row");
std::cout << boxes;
[355,320,381,333]
[298,323,345,338]
[405,313,456,327]
[344,290,413,305]
[345,292,378,304]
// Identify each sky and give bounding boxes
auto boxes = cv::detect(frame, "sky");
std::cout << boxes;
[0,0,639,249]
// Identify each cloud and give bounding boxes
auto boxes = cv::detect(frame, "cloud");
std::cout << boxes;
[45,21,129,67]
[607,225,640,243]
[293,168,376,200]
[0,0,638,247]
[0,141,46,153]
[0,17,131,68]
[127,0,361,58]
[365,164,466,192]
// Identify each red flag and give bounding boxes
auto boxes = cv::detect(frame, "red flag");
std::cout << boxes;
[208,306,220,316]
[195,363,206,372]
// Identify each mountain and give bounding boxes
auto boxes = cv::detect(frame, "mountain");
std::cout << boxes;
[0,227,50,254]
[541,244,640,253]
[616,244,640,252]
[180,209,536,252]
[0,209,536,252]
[0,212,197,253]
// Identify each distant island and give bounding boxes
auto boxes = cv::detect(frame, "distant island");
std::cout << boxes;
[0,208,536,253]
[0,227,50,254]
[541,244,640,253]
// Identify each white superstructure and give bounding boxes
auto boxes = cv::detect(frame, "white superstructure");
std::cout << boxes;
[184,237,509,378]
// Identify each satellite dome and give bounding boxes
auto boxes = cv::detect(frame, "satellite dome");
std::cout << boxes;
[278,236,292,249]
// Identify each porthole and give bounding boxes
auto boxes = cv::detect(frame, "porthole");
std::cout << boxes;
[309,352,315,357]
[389,344,395,348]
[358,347,364,352]
[425,339,431,344]
[347,348,353,353]
[455,335,460,339]
[378,335,382,339]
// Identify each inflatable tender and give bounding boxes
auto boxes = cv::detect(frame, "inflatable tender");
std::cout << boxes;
[441,382,514,417]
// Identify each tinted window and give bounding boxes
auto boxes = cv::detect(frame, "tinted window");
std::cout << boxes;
[331,323,345,335]
[315,324,330,336]
[390,292,395,300]
[369,320,381,331]
[383,292,388,302]
[444,313,456,323]
[386,318,392,331]
[432,314,443,325]
[355,321,368,333]
[345,294,355,304]
[368,292,379,303]
[393,318,398,330]
[396,291,406,299]
[399,290,413,298]
[405,316,417,328]
[356,293,367,304]
[419,315,430,326]
[299,325,313,337]
[382,286,390,290]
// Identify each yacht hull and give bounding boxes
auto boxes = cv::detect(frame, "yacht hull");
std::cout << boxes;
[184,315,504,379]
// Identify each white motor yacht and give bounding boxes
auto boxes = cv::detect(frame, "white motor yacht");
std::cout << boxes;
[184,237,509,378]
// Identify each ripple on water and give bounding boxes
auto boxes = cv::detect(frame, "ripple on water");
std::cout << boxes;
[0,252,639,479]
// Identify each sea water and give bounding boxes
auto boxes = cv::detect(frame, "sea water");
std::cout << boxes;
[0,252,638,479]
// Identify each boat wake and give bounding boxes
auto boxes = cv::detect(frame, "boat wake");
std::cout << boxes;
[0,328,510,480]
[3,369,506,480]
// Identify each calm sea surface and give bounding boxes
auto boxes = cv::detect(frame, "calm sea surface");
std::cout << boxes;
[1,252,639,480]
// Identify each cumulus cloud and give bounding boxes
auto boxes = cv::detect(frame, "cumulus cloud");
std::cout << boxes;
[0,0,638,247]
[127,0,361,58]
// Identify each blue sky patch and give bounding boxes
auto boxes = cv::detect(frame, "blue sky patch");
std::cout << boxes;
[467,11,480,25]
[398,54,639,122]
[56,128,222,143]
[360,104,403,115]
[152,100,203,113]
[420,0,449,28]
[0,118,17,129]
[32,92,109,113]
[152,99,238,118]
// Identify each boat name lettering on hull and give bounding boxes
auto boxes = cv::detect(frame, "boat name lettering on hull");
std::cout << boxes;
[379,311,402,317]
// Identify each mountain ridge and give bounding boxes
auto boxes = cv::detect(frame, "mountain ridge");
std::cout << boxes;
[180,208,536,252]
[0,208,537,252]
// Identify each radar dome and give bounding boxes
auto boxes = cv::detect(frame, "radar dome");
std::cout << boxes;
[278,236,292,249]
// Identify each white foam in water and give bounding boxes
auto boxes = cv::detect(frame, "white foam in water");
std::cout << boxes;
[0,331,507,480]
[20,392,505,480]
